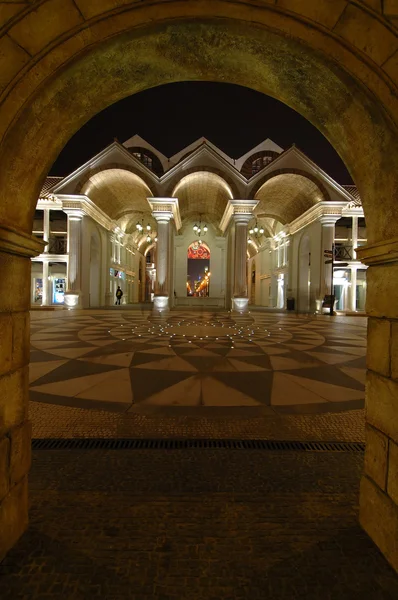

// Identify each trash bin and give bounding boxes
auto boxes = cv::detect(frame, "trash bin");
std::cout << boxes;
[286,297,295,311]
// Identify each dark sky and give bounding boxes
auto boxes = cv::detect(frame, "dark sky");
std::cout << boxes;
[50,82,353,184]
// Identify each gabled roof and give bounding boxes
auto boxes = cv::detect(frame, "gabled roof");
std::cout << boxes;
[342,185,361,206]
[50,141,158,195]
[234,138,284,171]
[249,145,355,204]
[39,176,63,198]
[122,134,169,170]
[168,137,234,168]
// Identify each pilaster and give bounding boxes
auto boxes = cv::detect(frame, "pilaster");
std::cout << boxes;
[0,224,43,561]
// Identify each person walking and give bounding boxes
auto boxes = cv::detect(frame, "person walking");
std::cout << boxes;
[115,286,123,305]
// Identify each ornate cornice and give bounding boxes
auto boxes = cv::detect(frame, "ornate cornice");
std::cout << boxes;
[356,237,398,266]
[220,199,258,233]
[147,197,182,230]
[58,195,115,231]
[0,224,45,258]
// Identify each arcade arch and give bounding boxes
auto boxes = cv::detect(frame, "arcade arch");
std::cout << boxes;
[0,2,398,572]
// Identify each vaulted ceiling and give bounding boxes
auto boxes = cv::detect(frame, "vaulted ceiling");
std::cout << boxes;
[254,174,325,224]
[172,171,233,222]
[81,169,153,222]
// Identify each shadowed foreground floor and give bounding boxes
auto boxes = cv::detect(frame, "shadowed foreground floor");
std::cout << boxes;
[1,447,397,599]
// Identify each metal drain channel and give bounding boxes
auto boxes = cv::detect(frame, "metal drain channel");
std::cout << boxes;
[32,438,365,452]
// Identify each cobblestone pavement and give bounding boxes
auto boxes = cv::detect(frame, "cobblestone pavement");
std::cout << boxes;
[1,448,397,599]
[30,400,366,441]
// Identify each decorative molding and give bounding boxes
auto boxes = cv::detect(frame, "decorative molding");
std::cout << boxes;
[0,224,45,258]
[58,195,115,232]
[147,197,182,230]
[220,199,258,233]
[288,201,344,235]
[356,237,398,266]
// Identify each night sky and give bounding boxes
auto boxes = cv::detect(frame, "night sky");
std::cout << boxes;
[50,82,353,184]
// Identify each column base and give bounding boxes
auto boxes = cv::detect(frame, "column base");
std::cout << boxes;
[153,295,169,312]
[232,297,249,313]
[64,291,82,309]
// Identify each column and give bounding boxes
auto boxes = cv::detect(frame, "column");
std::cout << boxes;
[319,216,339,300]
[352,215,359,259]
[64,211,83,308]
[0,224,44,561]
[153,215,171,309]
[350,266,358,312]
[232,213,251,312]
[41,259,49,306]
[148,198,180,312]
[43,208,50,252]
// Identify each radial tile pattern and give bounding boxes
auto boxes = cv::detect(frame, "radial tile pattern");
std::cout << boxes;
[29,310,367,415]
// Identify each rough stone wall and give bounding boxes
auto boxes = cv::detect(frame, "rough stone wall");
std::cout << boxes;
[357,244,398,572]
[0,250,36,560]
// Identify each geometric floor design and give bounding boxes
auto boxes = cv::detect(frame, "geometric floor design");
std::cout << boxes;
[29,309,367,415]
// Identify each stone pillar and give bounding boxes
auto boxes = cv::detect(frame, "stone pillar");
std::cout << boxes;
[153,216,171,309]
[64,211,83,308]
[232,213,250,312]
[350,266,358,312]
[43,208,50,253]
[357,238,398,573]
[352,215,359,259]
[0,224,44,561]
[229,200,258,313]
[320,216,339,299]
[148,198,181,312]
[41,259,49,306]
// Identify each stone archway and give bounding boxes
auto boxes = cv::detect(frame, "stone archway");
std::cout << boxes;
[1,3,398,571]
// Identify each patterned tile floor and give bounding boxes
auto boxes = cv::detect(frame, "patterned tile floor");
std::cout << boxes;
[29,309,367,415]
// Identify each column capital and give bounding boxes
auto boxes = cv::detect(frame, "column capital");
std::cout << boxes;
[319,215,340,226]
[220,199,259,233]
[147,197,181,230]
[0,223,45,258]
[64,209,84,221]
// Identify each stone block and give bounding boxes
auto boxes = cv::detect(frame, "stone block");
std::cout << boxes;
[75,0,139,20]
[384,0,398,16]
[335,3,398,65]
[0,313,12,378]
[364,425,388,490]
[367,318,391,377]
[0,253,31,312]
[0,436,10,503]
[0,33,29,92]
[9,0,83,56]
[388,439,398,505]
[0,5,26,30]
[360,475,398,572]
[12,311,30,371]
[0,367,28,437]
[10,421,31,486]
[277,0,347,29]
[390,322,398,380]
[366,371,398,444]
[366,265,398,319]
[0,477,28,562]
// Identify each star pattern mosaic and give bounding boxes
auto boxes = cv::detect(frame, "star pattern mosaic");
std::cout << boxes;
[29,310,367,414]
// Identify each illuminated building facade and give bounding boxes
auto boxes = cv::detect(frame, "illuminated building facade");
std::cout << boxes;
[32,135,366,313]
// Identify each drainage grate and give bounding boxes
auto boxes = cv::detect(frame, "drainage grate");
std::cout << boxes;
[31,438,365,452]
